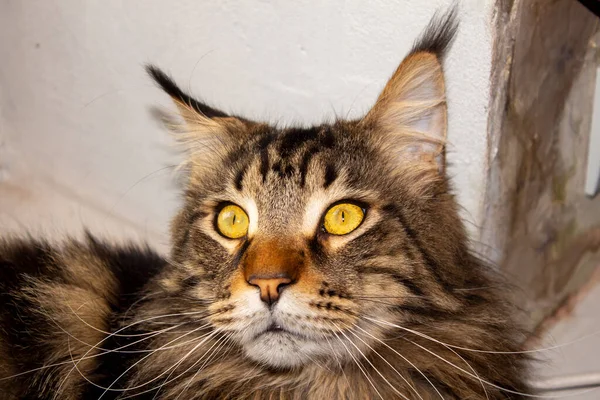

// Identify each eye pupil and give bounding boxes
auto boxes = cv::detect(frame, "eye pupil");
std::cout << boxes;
[341,211,345,223]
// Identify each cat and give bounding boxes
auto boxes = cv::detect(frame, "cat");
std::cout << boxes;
[0,7,531,400]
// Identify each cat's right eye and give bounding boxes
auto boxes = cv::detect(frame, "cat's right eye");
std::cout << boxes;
[216,204,249,239]
[323,202,365,236]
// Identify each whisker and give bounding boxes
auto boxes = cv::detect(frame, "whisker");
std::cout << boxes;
[0,324,185,383]
[56,307,190,352]
[53,309,222,395]
[405,336,598,399]
[119,330,226,399]
[331,329,384,400]
[175,333,234,399]
[367,317,598,398]
[353,295,427,299]
[68,308,215,366]
[344,325,423,400]
[54,336,77,400]
[353,324,445,400]
[363,319,489,399]
[364,316,600,355]
[52,310,209,396]
[304,351,331,373]
[95,325,218,398]
[154,333,231,399]
[366,318,491,398]
[332,322,412,400]
[323,334,350,384]
[63,325,213,397]
[452,287,498,292]
[121,292,159,322]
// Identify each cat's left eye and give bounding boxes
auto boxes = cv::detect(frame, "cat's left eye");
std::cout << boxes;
[323,202,365,236]
[216,204,249,239]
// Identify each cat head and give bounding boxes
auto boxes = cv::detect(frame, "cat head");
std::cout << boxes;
[148,9,474,369]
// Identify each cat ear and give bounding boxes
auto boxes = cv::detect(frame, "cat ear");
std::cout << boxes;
[147,65,250,171]
[362,7,458,171]
[146,65,231,121]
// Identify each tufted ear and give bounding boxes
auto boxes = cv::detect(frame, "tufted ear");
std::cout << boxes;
[147,65,251,172]
[147,65,232,120]
[362,6,458,171]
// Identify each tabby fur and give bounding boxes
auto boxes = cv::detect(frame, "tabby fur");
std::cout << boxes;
[0,7,531,399]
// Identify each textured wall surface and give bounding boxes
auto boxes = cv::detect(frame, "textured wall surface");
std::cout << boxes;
[0,0,492,244]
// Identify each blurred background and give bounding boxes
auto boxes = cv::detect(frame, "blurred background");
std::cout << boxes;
[0,0,599,397]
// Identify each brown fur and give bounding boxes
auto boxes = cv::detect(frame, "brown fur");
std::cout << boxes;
[0,7,531,400]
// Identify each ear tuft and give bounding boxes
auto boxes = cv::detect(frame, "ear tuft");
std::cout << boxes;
[147,64,249,177]
[146,64,229,119]
[410,3,459,61]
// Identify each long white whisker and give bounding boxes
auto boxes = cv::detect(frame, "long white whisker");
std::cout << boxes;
[353,324,445,400]
[333,322,411,400]
[119,330,225,399]
[96,325,216,398]
[367,317,597,398]
[304,349,331,373]
[63,308,215,388]
[54,312,188,354]
[63,325,212,397]
[121,293,156,322]
[331,329,384,400]
[365,318,491,398]
[364,319,489,399]
[365,316,600,355]
[324,334,350,385]
[367,318,490,398]
[2,324,187,385]
[153,333,231,399]
[175,333,234,399]
[55,309,221,395]
[67,303,176,338]
[345,326,423,400]
[56,322,191,396]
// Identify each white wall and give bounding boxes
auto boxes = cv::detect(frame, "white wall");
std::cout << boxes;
[0,0,493,246]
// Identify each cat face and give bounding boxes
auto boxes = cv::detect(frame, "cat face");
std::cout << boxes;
[148,11,470,370]
[173,121,430,369]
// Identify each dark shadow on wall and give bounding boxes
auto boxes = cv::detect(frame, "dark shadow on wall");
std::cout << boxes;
[483,0,600,335]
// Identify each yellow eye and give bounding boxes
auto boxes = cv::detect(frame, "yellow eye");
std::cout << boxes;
[217,204,249,239]
[323,203,365,236]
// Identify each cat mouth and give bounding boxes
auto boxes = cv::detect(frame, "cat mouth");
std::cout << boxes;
[265,323,285,333]
[258,323,307,340]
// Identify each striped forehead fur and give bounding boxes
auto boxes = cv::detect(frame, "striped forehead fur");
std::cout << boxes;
[233,124,340,190]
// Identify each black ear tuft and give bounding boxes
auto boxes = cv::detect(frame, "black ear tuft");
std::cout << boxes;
[146,64,229,119]
[410,3,459,60]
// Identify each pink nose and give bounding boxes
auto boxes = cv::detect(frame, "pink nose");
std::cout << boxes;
[247,275,293,305]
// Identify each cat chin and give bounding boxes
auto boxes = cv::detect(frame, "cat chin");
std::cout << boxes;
[242,331,327,368]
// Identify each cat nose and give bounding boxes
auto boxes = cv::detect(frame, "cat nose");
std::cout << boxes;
[243,239,303,306]
[246,274,293,305]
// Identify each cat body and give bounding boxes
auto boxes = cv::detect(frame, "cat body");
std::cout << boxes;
[0,8,530,399]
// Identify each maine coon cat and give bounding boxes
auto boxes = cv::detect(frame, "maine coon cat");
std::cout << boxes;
[0,7,531,399]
